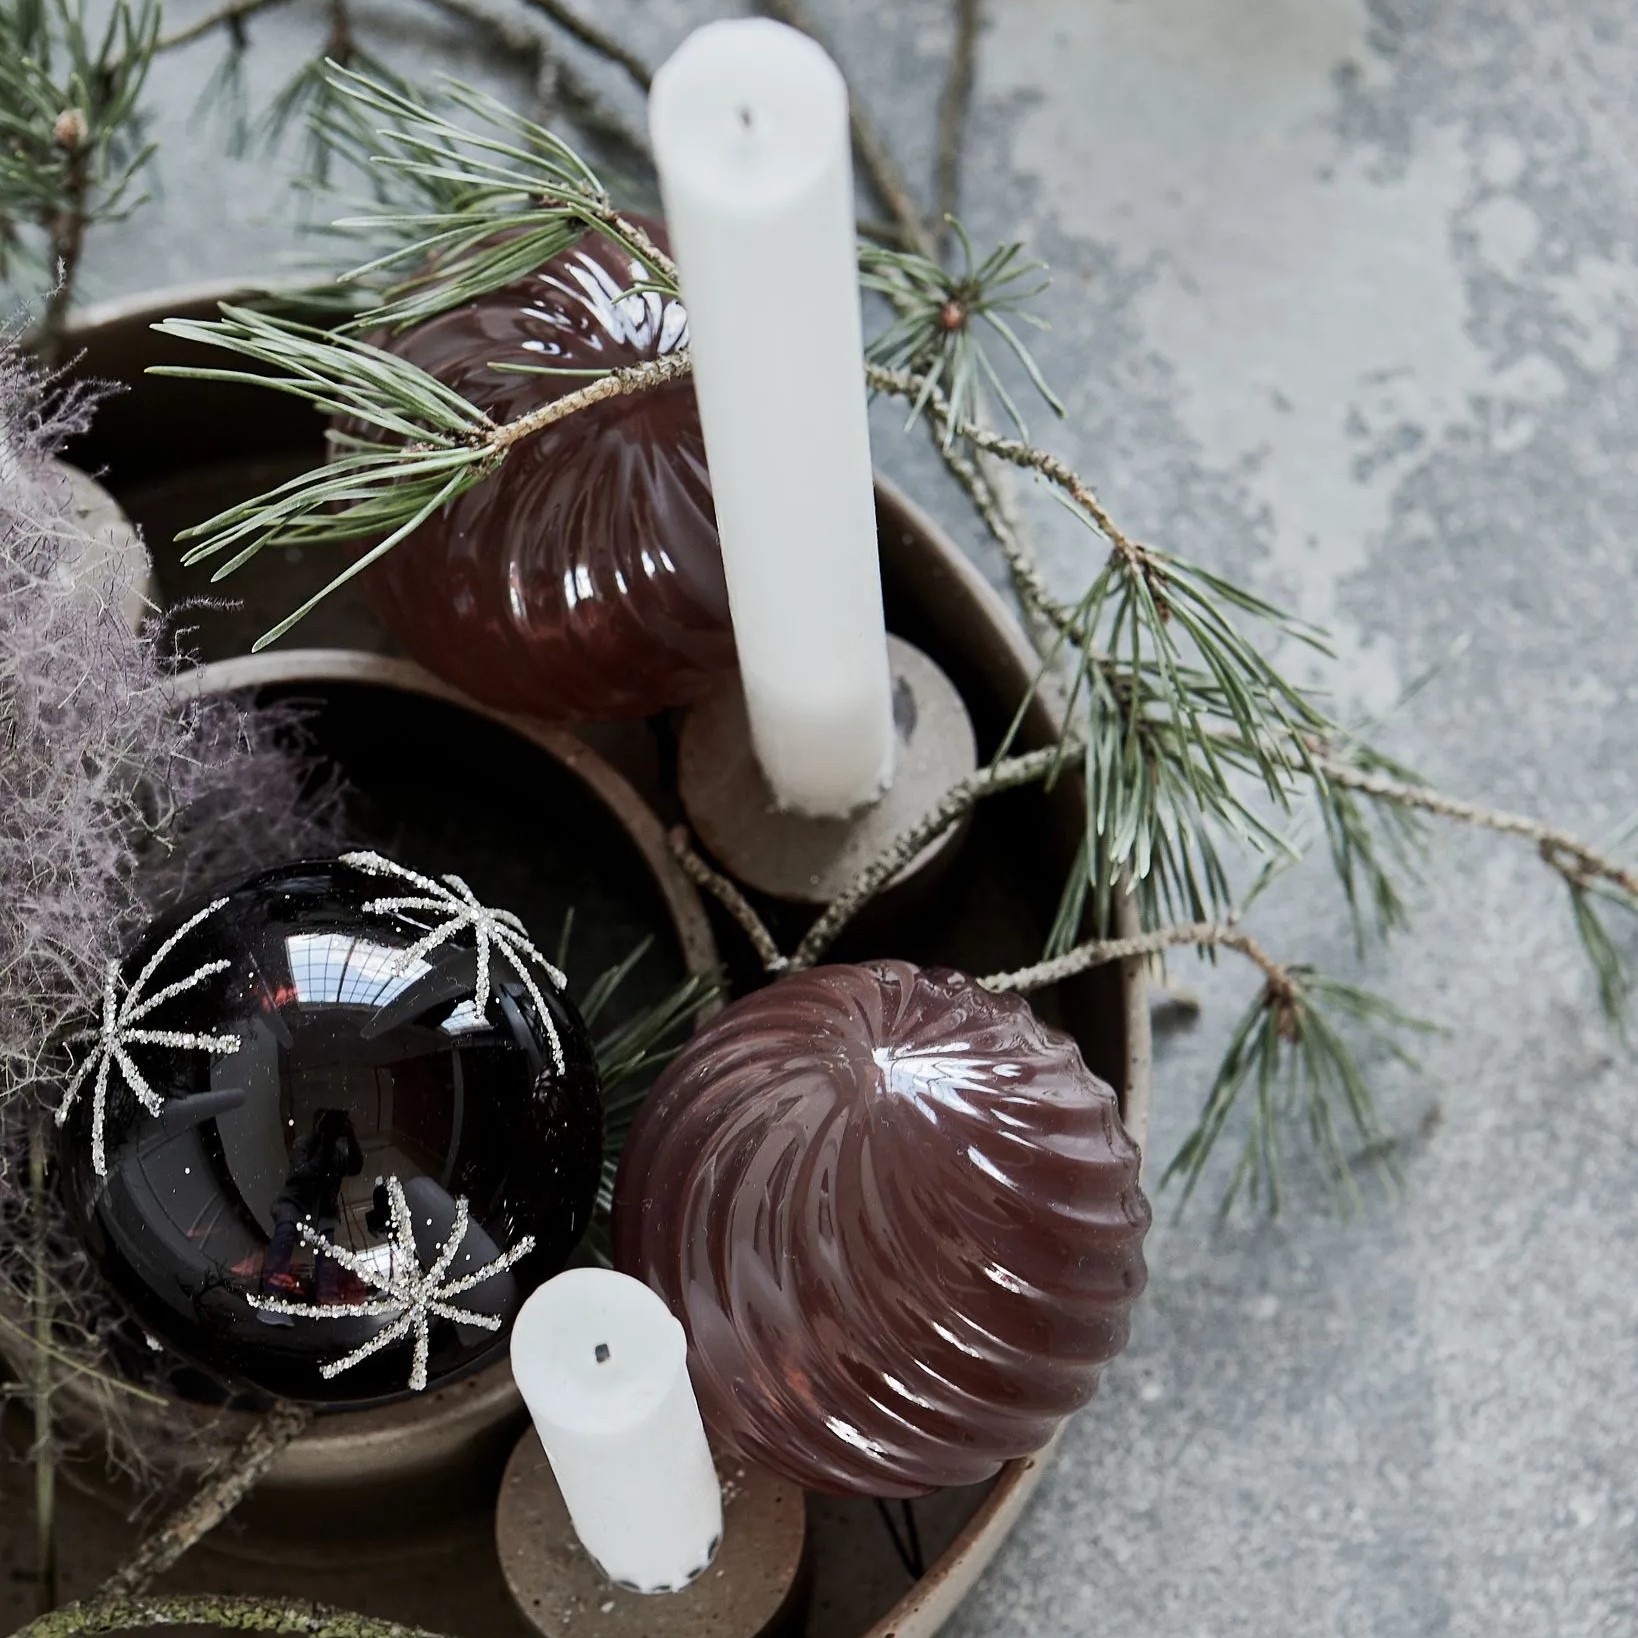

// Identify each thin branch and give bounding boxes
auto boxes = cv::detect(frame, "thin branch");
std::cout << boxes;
[37,121,91,369]
[933,0,980,243]
[491,348,691,451]
[868,361,1143,557]
[154,0,295,54]
[518,0,652,93]
[1319,759,1638,897]
[758,0,936,258]
[981,918,1290,994]
[790,744,1084,970]
[411,0,650,161]
[936,434,1074,633]
[95,1401,315,1602]
[13,1594,458,1638]
[28,1127,57,1616]
[669,827,788,973]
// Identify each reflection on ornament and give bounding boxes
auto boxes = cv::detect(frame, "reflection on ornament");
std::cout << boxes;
[614,960,1150,1497]
[58,859,602,1403]
[361,225,734,721]
[247,1174,535,1392]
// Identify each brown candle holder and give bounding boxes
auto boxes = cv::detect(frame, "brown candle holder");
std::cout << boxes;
[677,634,978,907]
[496,1432,809,1638]
[0,284,1152,1638]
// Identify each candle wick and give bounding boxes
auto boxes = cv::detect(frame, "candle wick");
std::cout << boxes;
[736,105,753,133]
[595,1342,611,1364]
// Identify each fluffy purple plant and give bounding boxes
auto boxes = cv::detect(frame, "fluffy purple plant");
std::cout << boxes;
[0,329,342,1480]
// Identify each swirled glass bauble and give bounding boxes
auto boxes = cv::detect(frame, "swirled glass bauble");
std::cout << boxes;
[359,223,734,721]
[57,857,602,1404]
[612,961,1150,1497]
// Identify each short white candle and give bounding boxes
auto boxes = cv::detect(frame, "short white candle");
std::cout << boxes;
[650,19,895,819]
[510,1268,723,1594]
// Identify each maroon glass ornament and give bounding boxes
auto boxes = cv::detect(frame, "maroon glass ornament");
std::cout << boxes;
[613,961,1150,1497]
[360,224,735,721]
[57,856,602,1404]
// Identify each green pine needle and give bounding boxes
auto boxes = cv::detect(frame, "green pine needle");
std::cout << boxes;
[861,217,1064,446]
[307,64,676,331]
[148,303,498,645]
[1164,966,1435,1217]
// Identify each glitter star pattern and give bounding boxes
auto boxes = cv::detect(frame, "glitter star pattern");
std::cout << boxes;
[246,1174,537,1392]
[340,851,568,1075]
[56,897,242,1177]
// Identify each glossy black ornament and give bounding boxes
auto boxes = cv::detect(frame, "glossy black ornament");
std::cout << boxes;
[57,857,602,1404]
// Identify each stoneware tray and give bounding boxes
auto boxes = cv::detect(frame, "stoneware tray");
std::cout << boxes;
[0,284,1152,1638]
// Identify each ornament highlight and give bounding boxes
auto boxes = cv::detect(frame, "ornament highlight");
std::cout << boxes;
[361,225,735,722]
[59,858,602,1403]
[613,960,1150,1496]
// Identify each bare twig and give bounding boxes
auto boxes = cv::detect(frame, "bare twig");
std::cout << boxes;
[38,125,91,370]
[790,744,1084,969]
[14,1594,458,1638]
[28,1126,58,1616]
[95,1401,314,1602]
[933,0,980,244]
[154,0,296,54]
[669,827,788,973]
[1318,759,1638,898]
[518,0,652,92]
[981,918,1290,994]
[758,0,936,258]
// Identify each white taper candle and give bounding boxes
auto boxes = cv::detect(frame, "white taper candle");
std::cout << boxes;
[510,1268,723,1594]
[650,18,895,818]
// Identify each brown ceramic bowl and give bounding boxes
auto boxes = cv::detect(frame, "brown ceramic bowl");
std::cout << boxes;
[13,285,1153,1638]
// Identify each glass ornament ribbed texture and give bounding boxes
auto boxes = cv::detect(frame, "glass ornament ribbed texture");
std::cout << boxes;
[358,224,734,721]
[612,960,1150,1497]
[57,858,602,1404]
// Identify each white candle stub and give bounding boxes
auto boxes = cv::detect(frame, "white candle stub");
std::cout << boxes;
[510,1268,723,1594]
[650,18,895,820]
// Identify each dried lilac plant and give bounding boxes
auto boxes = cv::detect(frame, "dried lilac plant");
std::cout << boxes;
[0,328,343,1488]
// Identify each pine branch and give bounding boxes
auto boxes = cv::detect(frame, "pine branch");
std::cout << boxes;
[307,65,674,330]
[1318,751,1638,1024]
[96,1402,313,1601]
[979,918,1279,993]
[1317,759,1638,897]
[1164,967,1434,1218]
[0,0,161,347]
[862,222,1064,446]
[148,303,689,646]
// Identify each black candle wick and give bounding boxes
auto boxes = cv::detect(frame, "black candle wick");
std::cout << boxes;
[594,1342,611,1364]
[737,105,753,132]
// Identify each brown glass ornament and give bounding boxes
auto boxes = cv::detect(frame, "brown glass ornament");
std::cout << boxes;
[612,961,1150,1498]
[360,224,734,720]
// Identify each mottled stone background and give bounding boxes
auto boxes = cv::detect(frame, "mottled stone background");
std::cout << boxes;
[84,3,1637,1633]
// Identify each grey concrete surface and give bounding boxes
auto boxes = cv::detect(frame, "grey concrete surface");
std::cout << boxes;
[77,2,1637,1633]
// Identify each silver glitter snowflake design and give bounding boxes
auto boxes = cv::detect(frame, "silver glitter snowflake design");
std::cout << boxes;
[245,1175,536,1391]
[340,850,568,1074]
[57,898,241,1178]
